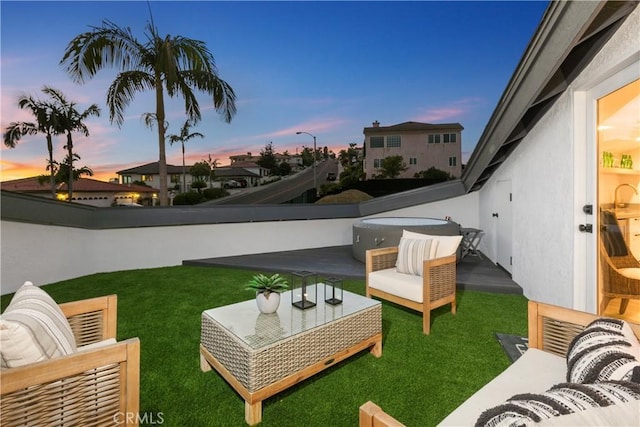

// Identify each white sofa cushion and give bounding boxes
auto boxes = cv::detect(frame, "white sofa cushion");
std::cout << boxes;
[368,268,423,303]
[402,229,462,258]
[437,349,566,426]
[395,237,433,276]
[0,281,77,369]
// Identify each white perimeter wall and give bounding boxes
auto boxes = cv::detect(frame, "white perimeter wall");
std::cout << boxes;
[477,5,640,309]
[1,192,479,295]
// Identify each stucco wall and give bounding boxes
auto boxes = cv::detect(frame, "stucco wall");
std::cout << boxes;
[479,5,640,309]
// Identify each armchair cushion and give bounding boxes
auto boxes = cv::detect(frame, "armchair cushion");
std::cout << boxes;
[402,229,462,258]
[0,281,76,369]
[368,268,424,303]
[396,237,433,276]
[567,318,640,383]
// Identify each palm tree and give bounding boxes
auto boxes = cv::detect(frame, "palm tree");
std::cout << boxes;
[43,87,100,201]
[167,120,204,193]
[60,20,237,206]
[3,93,61,198]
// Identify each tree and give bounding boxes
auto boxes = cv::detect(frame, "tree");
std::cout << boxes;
[414,167,453,181]
[257,141,278,175]
[278,161,292,176]
[167,120,204,193]
[3,91,61,198]
[204,154,220,188]
[54,153,94,194]
[338,142,364,186]
[300,146,314,167]
[61,19,237,206]
[43,87,100,201]
[378,155,408,179]
[190,161,211,191]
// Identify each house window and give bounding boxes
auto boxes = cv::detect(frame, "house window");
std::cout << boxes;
[409,158,417,165]
[387,135,401,148]
[449,157,457,166]
[428,134,441,144]
[141,175,153,182]
[122,175,132,184]
[370,136,384,148]
[443,133,457,143]
[373,158,383,168]
[170,174,180,183]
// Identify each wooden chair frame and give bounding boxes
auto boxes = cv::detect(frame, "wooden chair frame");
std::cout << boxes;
[365,246,457,335]
[1,294,140,427]
[359,300,640,426]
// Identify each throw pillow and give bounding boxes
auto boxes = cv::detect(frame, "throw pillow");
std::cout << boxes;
[396,237,433,276]
[566,318,640,384]
[402,229,462,258]
[475,381,640,427]
[0,281,77,369]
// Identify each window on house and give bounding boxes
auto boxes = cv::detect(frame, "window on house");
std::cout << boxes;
[122,175,132,184]
[428,134,441,144]
[409,158,417,165]
[170,174,180,183]
[449,157,457,166]
[387,135,401,148]
[370,136,384,148]
[141,175,153,182]
[373,158,383,168]
[443,133,457,143]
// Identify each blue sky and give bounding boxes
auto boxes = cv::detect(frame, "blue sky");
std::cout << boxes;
[1,1,548,181]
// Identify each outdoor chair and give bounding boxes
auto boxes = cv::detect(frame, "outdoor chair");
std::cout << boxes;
[365,231,461,334]
[600,209,640,314]
[1,286,140,426]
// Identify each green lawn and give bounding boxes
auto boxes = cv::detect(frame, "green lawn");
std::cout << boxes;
[1,266,528,426]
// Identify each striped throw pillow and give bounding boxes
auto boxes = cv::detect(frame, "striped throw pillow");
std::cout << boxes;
[396,237,433,276]
[566,318,640,384]
[0,281,77,369]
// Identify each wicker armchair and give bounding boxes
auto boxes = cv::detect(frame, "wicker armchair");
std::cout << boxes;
[365,246,457,335]
[600,210,640,314]
[0,295,140,427]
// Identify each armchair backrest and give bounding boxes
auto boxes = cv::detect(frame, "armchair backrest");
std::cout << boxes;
[600,209,629,257]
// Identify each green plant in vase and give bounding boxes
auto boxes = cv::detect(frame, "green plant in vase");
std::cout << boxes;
[245,273,289,314]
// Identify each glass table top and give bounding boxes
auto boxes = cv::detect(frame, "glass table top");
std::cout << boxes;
[202,286,380,350]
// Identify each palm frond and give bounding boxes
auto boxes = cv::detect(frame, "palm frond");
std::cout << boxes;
[106,71,155,126]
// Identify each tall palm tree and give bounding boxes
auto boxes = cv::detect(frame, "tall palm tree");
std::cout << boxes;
[167,120,204,193]
[3,93,61,198]
[43,87,100,201]
[60,20,237,206]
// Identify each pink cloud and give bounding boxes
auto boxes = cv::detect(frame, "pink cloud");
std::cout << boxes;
[413,97,483,122]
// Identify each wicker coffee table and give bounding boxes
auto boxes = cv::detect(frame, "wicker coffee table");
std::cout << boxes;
[200,286,382,425]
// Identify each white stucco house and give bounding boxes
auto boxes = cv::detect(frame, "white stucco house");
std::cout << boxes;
[1,1,638,325]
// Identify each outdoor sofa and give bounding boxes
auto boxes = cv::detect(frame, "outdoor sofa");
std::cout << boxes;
[360,300,640,427]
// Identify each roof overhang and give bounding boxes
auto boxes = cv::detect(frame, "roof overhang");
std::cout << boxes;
[462,1,638,192]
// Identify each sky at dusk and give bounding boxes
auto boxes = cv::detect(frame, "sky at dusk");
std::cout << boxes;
[1,1,549,182]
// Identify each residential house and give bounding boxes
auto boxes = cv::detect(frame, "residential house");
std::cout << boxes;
[2,1,639,324]
[214,163,263,187]
[363,121,463,179]
[0,177,157,207]
[117,161,188,192]
[230,152,303,171]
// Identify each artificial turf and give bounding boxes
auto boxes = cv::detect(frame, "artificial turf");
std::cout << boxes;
[1,266,528,426]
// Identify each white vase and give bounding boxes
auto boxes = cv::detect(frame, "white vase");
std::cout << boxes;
[255,291,281,314]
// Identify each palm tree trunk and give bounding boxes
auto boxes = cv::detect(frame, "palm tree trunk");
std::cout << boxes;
[156,82,168,206]
[66,132,74,201]
[46,134,56,199]
[182,142,186,193]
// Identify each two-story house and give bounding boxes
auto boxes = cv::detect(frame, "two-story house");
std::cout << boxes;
[363,121,463,179]
[117,161,187,191]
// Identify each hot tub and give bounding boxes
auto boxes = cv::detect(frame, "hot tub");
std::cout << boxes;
[352,217,461,262]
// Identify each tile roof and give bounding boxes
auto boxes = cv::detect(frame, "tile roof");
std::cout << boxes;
[363,121,464,133]
[116,161,186,175]
[1,177,156,194]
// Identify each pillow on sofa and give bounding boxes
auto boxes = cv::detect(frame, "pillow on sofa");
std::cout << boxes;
[402,229,461,258]
[0,281,76,369]
[396,237,433,276]
[475,381,640,426]
[566,318,640,384]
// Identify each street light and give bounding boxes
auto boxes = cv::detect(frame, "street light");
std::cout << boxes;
[296,131,317,195]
